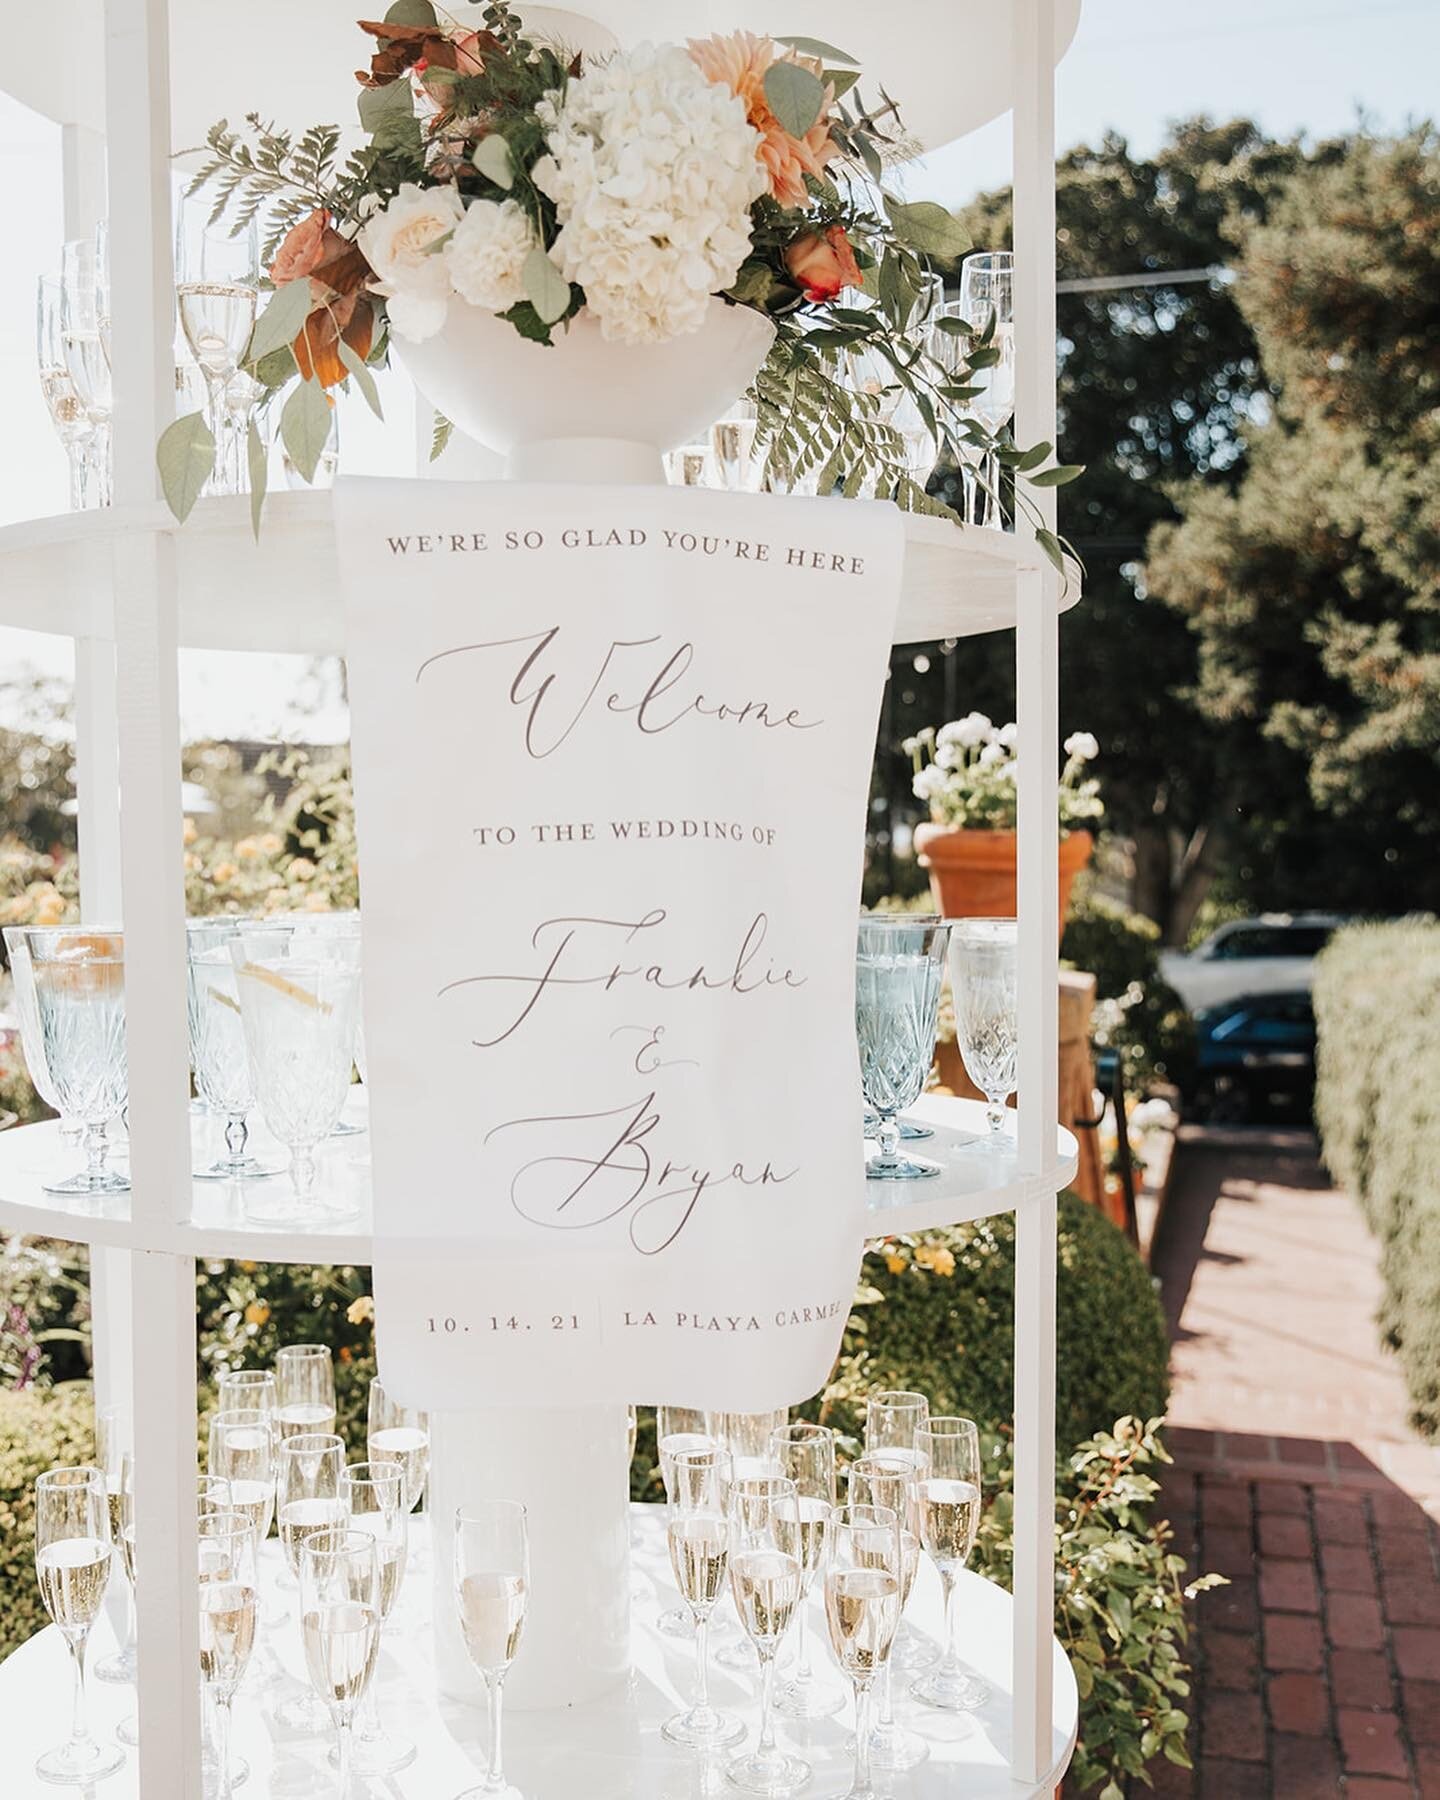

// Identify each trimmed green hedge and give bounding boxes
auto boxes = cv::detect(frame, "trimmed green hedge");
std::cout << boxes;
[0,1383,96,1659]
[1314,920,1440,1438]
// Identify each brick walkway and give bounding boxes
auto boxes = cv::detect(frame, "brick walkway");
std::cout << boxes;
[1146,1127,1440,1799]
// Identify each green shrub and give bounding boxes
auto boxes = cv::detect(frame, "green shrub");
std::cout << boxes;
[1314,920,1440,1437]
[0,1382,96,1660]
[1061,885,1195,1093]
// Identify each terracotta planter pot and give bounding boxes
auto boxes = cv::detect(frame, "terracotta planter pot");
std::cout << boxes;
[913,824,1092,938]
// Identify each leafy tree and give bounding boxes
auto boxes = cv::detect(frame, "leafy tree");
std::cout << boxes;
[1147,130,1440,915]
[0,674,77,855]
[880,120,1329,938]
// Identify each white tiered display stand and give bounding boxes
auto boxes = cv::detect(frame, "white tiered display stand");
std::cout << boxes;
[0,2,1083,1793]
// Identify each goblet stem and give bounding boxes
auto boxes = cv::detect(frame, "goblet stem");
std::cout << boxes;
[291,1145,319,1199]
[224,1112,249,1163]
[874,1113,901,1172]
[851,1677,876,1798]
[336,1716,354,1800]
[692,1614,710,1715]
[213,1695,234,1800]
[84,1121,109,1186]
[66,444,89,511]
[985,1097,1008,1138]
[757,1648,778,1756]
[483,1669,505,1791]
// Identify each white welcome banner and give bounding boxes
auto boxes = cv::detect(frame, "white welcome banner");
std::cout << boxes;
[336,478,903,1411]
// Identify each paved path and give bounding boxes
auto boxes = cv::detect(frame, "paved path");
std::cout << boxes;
[1147,1127,1440,1799]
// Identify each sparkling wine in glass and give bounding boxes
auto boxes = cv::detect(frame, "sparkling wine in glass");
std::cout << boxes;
[855,915,950,1180]
[301,1530,383,1799]
[655,1405,718,1639]
[340,1461,414,1776]
[216,1367,278,1433]
[175,205,259,495]
[769,1422,844,1721]
[277,1434,346,1578]
[661,1447,743,1750]
[93,1421,136,1686]
[366,1378,430,1516]
[59,234,112,506]
[454,1500,529,1797]
[950,918,1019,1142]
[725,1477,811,1796]
[207,1409,276,1544]
[35,277,95,509]
[197,1510,259,1800]
[910,1416,988,1710]
[825,1504,904,1800]
[26,928,128,1197]
[33,1464,124,1786]
[846,1454,927,1768]
[277,1343,338,1441]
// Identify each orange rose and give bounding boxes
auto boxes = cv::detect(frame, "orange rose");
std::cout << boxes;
[784,225,863,302]
[270,208,334,285]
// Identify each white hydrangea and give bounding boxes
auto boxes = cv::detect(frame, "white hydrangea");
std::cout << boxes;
[358,183,465,343]
[533,44,766,345]
[446,197,533,312]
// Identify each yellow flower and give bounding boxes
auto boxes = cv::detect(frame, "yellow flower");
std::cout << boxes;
[914,1242,956,1278]
[884,1251,907,1276]
[211,861,237,883]
[347,1295,376,1326]
[244,1300,270,1327]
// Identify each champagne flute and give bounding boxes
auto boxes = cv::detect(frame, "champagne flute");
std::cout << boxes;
[769,1422,843,1721]
[198,1474,234,1516]
[454,1499,530,1798]
[33,1464,123,1785]
[198,1510,260,1800]
[277,1344,338,1441]
[217,1368,278,1435]
[300,1529,383,1800]
[910,1417,988,1710]
[35,277,94,509]
[661,1447,742,1750]
[93,1415,135,1686]
[207,1409,276,1545]
[949,919,1019,1143]
[656,1405,718,1638]
[710,399,759,492]
[825,1505,903,1800]
[725,1477,810,1795]
[847,1454,927,1767]
[175,204,258,494]
[366,1378,430,1516]
[59,237,112,507]
[957,251,1015,528]
[275,1432,346,1732]
[864,1390,930,1474]
[712,1408,786,1670]
[339,1462,413,1775]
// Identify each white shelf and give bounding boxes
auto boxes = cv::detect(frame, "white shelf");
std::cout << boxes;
[0,494,1078,655]
[0,1095,1077,1262]
[0,1507,1077,1800]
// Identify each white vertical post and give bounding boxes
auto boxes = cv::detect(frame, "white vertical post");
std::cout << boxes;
[1012,0,1060,1785]
[61,119,134,1438]
[104,0,202,1791]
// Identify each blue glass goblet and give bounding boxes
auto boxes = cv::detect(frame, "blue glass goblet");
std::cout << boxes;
[856,917,950,1180]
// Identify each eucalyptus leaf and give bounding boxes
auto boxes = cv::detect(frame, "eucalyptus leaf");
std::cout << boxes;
[246,419,268,542]
[776,34,859,63]
[472,134,514,190]
[1036,527,1066,573]
[156,411,215,524]
[523,246,572,326]
[763,61,824,139]
[1013,440,1053,473]
[1028,463,1085,486]
[827,68,861,101]
[280,378,333,486]
[252,345,299,390]
[338,338,383,419]
[883,197,971,262]
[384,0,436,22]
[245,281,313,367]
[856,131,883,184]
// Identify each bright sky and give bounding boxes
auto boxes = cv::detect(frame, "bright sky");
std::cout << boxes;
[1,0,1436,744]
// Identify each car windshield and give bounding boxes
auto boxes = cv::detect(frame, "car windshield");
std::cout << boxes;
[1210,925,1333,960]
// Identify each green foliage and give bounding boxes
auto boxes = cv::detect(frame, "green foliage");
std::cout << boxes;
[0,1237,91,1387]
[1062,884,1196,1091]
[1313,920,1440,1437]
[977,1418,1221,1796]
[0,1383,96,1660]
[0,676,79,855]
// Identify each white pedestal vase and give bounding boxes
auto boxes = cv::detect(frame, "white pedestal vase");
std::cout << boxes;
[407,309,775,1710]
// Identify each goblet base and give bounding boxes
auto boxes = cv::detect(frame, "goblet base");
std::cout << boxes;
[270,1686,331,1735]
[661,1704,745,1749]
[331,1727,416,1776]
[848,1719,931,1770]
[116,1715,138,1746]
[656,1606,695,1638]
[865,1155,940,1181]
[36,1736,126,1785]
[714,1634,754,1671]
[94,1645,137,1683]
[42,1168,129,1197]
[863,1113,935,1142]
[773,1674,846,1720]
[911,1662,990,1711]
[193,1156,282,1182]
[202,1749,250,1792]
[726,1746,813,1794]
[329,1118,365,1139]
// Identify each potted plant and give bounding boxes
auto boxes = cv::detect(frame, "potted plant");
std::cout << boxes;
[906,714,1102,929]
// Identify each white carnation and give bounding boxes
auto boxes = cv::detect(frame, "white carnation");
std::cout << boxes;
[534,44,766,344]
[939,712,994,750]
[1064,731,1100,762]
[977,742,1006,768]
[447,198,533,312]
[359,183,464,343]
[998,721,1019,749]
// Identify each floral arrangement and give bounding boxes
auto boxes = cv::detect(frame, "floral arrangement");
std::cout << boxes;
[158,0,1079,541]
[905,712,1104,832]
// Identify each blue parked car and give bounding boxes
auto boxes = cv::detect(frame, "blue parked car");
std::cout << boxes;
[1189,991,1316,1123]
